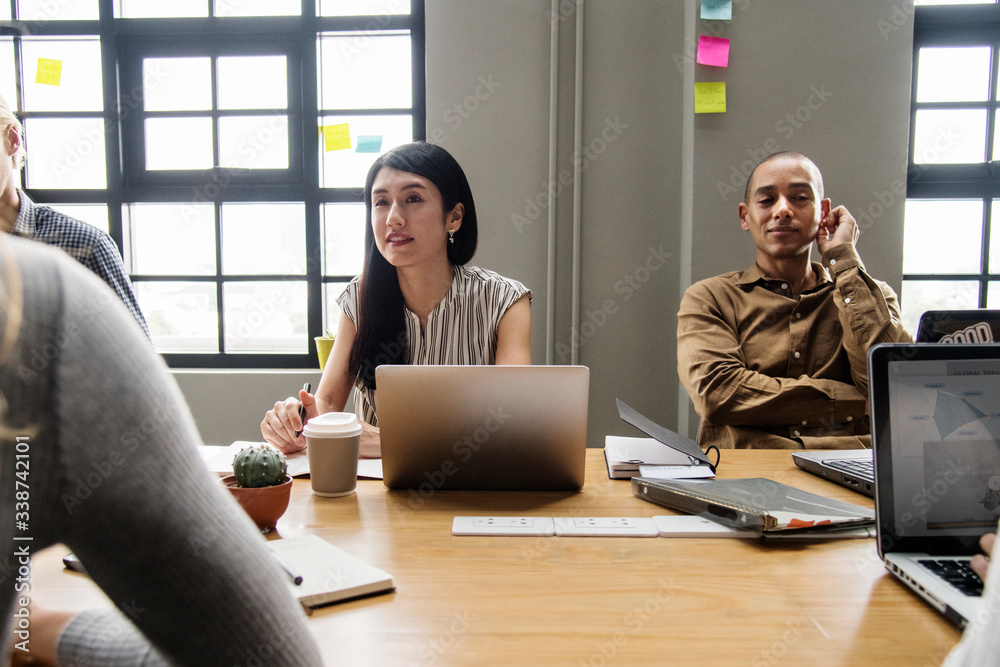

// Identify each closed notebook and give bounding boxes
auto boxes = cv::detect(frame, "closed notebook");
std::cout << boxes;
[266,535,394,610]
[631,477,875,534]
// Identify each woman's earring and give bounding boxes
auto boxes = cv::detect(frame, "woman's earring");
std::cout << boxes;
[448,230,455,244]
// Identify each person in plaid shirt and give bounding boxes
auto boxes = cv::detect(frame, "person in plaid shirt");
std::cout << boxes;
[0,94,149,338]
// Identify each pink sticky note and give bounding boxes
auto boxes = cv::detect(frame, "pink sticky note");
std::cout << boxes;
[696,35,730,68]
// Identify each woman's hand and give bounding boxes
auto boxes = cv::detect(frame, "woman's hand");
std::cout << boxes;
[359,421,381,458]
[260,389,318,454]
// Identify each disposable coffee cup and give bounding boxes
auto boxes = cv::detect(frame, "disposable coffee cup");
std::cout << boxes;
[303,412,362,497]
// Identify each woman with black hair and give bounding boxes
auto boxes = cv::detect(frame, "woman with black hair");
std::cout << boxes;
[262,142,531,457]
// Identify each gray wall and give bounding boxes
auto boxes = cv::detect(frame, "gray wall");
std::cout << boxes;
[175,1,914,448]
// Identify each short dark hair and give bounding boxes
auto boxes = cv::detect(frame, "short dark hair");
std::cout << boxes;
[743,151,824,203]
[348,142,479,391]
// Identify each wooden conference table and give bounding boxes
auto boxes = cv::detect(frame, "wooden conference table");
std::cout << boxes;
[32,449,963,666]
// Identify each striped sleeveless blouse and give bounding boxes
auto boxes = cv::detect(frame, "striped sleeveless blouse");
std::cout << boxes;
[336,265,531,426]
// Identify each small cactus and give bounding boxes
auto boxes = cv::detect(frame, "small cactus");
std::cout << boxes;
[233,445,288,488]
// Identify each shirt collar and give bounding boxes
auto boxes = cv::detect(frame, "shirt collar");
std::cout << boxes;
[736,260,833,292]
[11,190,35,237]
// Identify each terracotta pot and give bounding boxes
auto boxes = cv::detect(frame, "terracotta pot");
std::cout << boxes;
[221,474,292,532]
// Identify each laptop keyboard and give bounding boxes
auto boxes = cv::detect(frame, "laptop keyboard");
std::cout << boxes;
[824,457,874,480]
[917,559,984,596]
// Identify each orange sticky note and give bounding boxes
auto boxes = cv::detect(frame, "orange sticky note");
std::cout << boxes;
[694,82,726,113]
[321,123,351,151]
[36,58,63,86]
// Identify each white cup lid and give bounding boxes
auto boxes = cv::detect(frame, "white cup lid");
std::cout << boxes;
[302,411,362,438]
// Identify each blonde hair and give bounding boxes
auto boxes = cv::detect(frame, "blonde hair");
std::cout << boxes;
[0,94,25,171]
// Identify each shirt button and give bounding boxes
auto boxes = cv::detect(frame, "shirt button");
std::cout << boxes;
[830,259,837,266]
[801,420,808,426]
[795,312,802,319]
[847,416,853,422]
[781,283,788,290]
[844,297,851,304]
[793,430,801,437]
[793,351,801,359]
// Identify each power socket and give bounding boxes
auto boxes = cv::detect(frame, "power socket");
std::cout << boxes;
[553,517,659,537]
[451,516,556,536]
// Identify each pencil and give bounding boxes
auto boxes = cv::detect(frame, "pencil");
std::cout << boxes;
[272,551,303,585]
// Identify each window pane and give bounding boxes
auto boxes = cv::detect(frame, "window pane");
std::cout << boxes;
[318,0,410,16]
[24,118,106,188]
[17,0,98,20]
[988,283,1000,308]
[912,109,987,164]
[903,199,983,273]
[0,4,9,19]
[144,58,212,111]
[318,32,411,110]
[224,281,306,352]
[222,203,305,274]
[21,38,103,112]
[990,201,1000,273]
[916,47,991,103]
[324,281,350,336]
[138,282,219,352]
[119,0,207,18]
[901,280,980,336]
[215,0,300,17]
[994,115,1000,160]
[0,39,17,110]
[47,204,109,233]
[218,115,288,169]
[915,0,995,5]
[145,117,214,170]
[319,114,412,187]
[128,204,216,275]
[218,56,287,110]
[323,203,365,276]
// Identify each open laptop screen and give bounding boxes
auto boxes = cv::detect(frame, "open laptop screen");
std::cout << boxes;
[870,343,1000,556]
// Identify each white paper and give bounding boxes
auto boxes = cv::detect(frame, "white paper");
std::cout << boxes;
[197,441,382,480]
[605,435,696,466]
[638,464,716,479]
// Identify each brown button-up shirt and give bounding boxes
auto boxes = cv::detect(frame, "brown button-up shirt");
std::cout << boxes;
[677,244,912,449]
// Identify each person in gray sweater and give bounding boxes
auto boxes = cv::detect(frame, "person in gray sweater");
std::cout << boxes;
[0,235,323,666]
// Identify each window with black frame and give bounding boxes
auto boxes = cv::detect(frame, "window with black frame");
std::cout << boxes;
[903,0,1000,334]
[2,0,425,368]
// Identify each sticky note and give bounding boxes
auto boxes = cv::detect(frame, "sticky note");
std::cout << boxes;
[700,0,732,20]
[321,123,351,151]
[355,135,383,153]
[36,58,63,86]
[694,82,726,114]
[697,36,730,67]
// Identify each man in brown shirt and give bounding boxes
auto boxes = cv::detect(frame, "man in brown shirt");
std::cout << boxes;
[677,152,911,449]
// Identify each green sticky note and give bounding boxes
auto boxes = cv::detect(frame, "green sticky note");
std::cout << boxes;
[36,58,63,86]
[321,123,351,151]
[355,135,383,153]
[695,82,726,114]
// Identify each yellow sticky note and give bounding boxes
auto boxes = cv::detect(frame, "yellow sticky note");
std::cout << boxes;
[36,58,63,86]
[321,123,351,152]
[695,82,726,114]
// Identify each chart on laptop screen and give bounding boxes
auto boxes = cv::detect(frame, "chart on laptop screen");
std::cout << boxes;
[888,359,1000,535]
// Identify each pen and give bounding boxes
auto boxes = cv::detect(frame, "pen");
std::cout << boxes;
[272,551,303,585]
[294,382,311,438]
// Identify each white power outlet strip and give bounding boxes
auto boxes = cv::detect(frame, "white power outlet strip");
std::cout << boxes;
[451,516,556,536]
[553,517,659,537]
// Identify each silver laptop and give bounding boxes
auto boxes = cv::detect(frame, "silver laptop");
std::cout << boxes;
[869,342,1000,627]
[375,365,589,491]
[792,309,1000,496]
[792,449,874,496]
